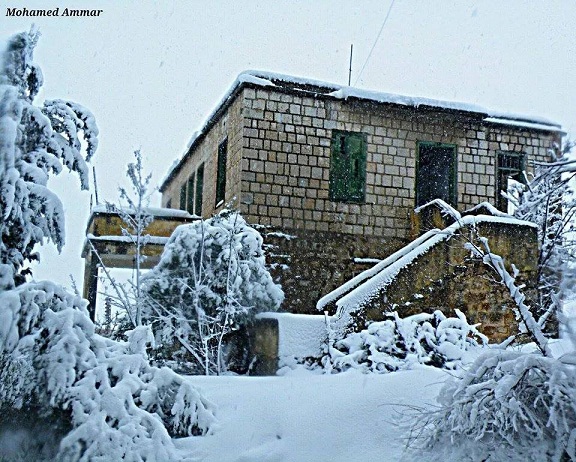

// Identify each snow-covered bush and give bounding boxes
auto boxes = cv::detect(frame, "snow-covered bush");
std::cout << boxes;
[509,142,576,333]
[0,280,216,461]
[422,350,576,461]
[328,310,487,373]
[142,210,284,375]
[0,29,98,289]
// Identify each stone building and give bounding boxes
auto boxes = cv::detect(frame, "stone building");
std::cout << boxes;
[159,71,563,316]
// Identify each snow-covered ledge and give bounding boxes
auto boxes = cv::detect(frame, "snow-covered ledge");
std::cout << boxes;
[252,312,329,375]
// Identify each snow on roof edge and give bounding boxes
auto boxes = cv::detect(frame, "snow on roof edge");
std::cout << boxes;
[484,117,564,133]
[160,70,562,190]
[90,204,196,219]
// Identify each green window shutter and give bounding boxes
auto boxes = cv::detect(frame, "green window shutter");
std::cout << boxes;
[179,183,187,210]
[329,131,366,203]
[216,139,228,206]
[186,173,195,214]
[195,163,204,216]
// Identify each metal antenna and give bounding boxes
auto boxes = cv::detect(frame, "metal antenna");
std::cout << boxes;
[92,166,100,205]
[348,44,353,86]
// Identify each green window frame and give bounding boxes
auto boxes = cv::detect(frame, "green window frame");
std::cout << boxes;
[195,163,204,216]
[179,183,187,210]
[329,130,367,203]
[496,151,526,212]
[186,173,195,214]
[415,141,458,207]
[215,138,228,206]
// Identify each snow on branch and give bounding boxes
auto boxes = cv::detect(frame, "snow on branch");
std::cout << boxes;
[0,280,216,460]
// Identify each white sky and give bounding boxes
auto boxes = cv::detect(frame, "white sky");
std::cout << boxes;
[3,0,576,290]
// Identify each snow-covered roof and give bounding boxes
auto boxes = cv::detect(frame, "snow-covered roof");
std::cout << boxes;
[86,234,170,245]
[90,204,196,219]
[160,70,563,191]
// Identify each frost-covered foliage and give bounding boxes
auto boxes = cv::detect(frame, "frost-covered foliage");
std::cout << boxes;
[422,350,576,461]
[92,149,154,329]
[509,142,576,331]
[326,310,487,373]
[0,29,98,289]
[0,280,216,461]
[142,210,284,375]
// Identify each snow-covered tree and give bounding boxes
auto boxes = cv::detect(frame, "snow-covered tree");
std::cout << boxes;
[90,149,154,329]
[508,142,576,332]
[0,280,216,461]
[0,28,98,289]
[142,210,284,375]
[0,31,216,460]
[326,310,487,374]
[421,350,576,461]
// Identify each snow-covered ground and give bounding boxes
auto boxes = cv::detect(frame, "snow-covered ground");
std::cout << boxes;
[171,334,576,462]
[175,367,448,462]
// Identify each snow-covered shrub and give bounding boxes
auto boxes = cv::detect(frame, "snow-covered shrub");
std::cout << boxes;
[422,350,576,461]
[0,280,216,461]
[328,310,487,373]
[509,142,576,334]
[0,29,98,289]
[142,210,284,375]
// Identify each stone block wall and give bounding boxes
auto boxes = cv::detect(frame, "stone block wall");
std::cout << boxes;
[340,220,539,342]
[262,229,405,314]
[238,86,558,240]
[162,94,244,216]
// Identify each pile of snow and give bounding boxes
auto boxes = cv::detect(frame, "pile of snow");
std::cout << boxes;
[257,312,328,372]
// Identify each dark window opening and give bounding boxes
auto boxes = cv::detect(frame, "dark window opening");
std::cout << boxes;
[186,173,195,214]
[166,198,172,209]
[195,163,204,216]
[179,183,187,210]
[329,130,366,203]
[216,138,228,206]
[496,151,526,212]
[416,142,457,207]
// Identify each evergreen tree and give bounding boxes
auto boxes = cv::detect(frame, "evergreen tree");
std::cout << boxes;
[0,28,98,289]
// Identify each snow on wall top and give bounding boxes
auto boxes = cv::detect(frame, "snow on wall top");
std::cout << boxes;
[256,312,327,359]
[160,70,562,191]
[318,214,537,316]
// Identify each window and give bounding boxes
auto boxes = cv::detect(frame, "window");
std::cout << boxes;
[179,183,187,210]
[186,173,195,214]
[166,198,172,209]
[215,138,227,206]
[195,163,204,215]
[416,142,457,207]
[329,130,366,203]
[496,151,525,212]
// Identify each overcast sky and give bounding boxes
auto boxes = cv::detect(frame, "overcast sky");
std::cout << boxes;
[3,0,576,293]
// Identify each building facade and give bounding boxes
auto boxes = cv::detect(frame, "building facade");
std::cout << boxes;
[160,72,563,314]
